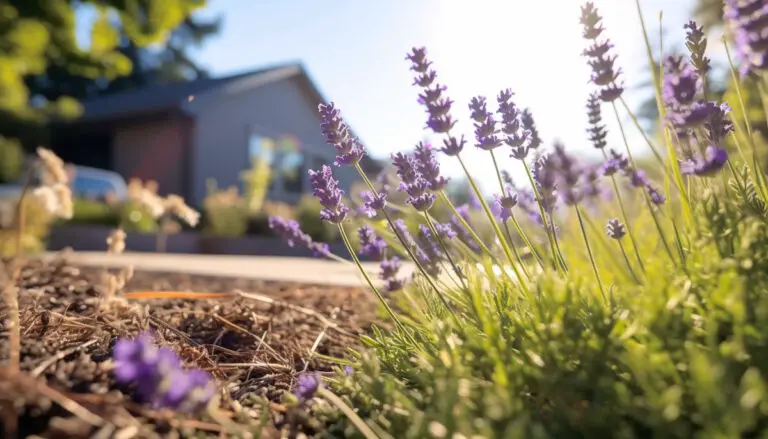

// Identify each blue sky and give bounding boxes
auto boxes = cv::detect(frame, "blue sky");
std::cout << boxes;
[188,0,719,191]
[81,0,722,192]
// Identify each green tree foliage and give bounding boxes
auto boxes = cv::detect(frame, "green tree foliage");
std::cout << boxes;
[0,0,211,180]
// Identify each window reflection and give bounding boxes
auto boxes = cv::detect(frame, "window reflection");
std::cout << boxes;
[248,133,306,194]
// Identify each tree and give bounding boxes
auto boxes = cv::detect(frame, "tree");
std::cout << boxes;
[0,0,208,181]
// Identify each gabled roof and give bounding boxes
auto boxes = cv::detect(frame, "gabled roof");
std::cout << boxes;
[74,62,384,174]
[78,62,302,123]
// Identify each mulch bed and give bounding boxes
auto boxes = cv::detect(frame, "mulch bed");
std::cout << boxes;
[0,254,379,438]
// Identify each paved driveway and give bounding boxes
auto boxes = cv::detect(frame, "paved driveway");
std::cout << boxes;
[45,251,410,287]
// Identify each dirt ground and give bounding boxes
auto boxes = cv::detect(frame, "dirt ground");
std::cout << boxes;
[0,254,379,438]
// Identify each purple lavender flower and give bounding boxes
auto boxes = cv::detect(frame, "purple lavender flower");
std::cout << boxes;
[413,142,449,191]
[407,47,457,134]
[724,0,768,76]
[679,146,728,177]
[580,2,624,102]
[269,216,331,258]
[451,204,481,253]
[469,96,502,150]
[605,219,626,240]
[407,47,466,156]
[684,21,711,77]
[391,219,440,276]
[586,93,608,150]
[392,151,435,211]
[318,102,365,167]
[704,102,735,146]
[113,333,215,413]
[295,374,321,402]
[646,185,666,205]
[532,153,559,213]
[309,165,349,223]
[380,256,404,292]
[520,109,542,151]
[344,366,354,376]
[493,187,518,222]
[359,191,387,217]
[497,89,529,157]
[358,225,387,260]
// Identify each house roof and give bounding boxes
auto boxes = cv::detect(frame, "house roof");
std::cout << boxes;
[75,62,384,174]
[78,62,300,123]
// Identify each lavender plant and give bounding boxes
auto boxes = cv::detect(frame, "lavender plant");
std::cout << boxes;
[283,2,768,437]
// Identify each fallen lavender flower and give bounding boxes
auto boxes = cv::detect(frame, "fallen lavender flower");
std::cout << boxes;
[113,333,215,413]
[295,373,321,402]
[268,216,330,258]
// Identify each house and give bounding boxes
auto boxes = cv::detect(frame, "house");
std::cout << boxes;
[49,63,382,207]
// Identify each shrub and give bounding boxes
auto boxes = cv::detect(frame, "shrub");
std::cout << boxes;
[66,198,120,226]
[0,194,54,256]
[295,194,338,242]
[202,185,248,237]
[246,201,294,236]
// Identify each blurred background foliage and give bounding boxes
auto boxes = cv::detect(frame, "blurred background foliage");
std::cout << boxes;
[0,0,219,182]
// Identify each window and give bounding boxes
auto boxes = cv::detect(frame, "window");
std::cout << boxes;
[248,134,277,192]
[72,176,116,200]
[276,135,304,193]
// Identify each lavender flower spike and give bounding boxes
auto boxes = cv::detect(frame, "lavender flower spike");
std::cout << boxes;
[406,47,466,156]
[413,142,449,191]
[605,218,626,240]
[725,0,768,76]
[358,225,387,261]
[392,151,436,211]
[469,96,502,150]
[318,102,365,166]
[580,2,624,102]
[269,216,330,257]
[497,89,529,159]
[359,191,386,217]
[308,165,349,224]
[586,92,608,150]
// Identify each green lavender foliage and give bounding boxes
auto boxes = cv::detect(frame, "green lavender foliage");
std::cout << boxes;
[286,2,768,438]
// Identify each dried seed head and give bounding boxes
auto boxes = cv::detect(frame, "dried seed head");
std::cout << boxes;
[36,147,69,185]
[165,194,200,227]
[145,180,159,194]
[52,184,73,220]
[107,228,127,254]
[33,183,73,219]
[129,185,166,219]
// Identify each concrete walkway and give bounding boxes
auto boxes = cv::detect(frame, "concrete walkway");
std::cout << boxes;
[44,251,412,287]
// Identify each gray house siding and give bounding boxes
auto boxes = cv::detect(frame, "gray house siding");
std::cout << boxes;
[184,76,359,206]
